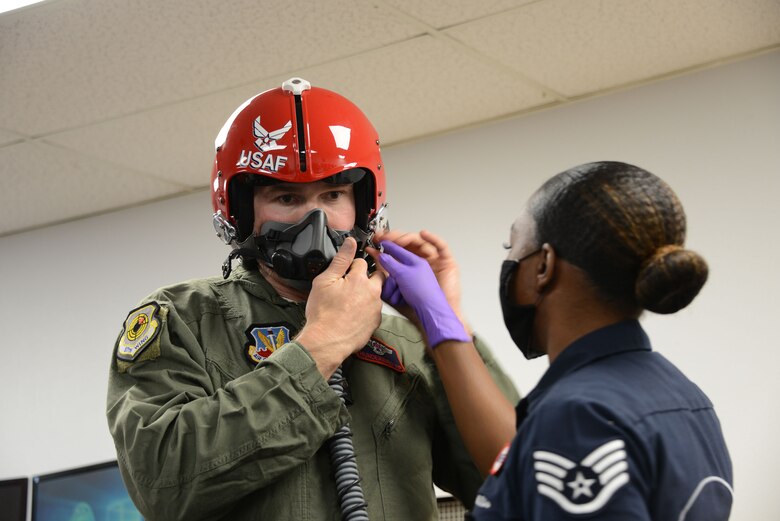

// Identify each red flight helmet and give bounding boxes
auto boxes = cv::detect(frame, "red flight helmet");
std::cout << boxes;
[211,78,386,247]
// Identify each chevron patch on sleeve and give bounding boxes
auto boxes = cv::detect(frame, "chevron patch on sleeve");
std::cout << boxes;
[533,439,630,515]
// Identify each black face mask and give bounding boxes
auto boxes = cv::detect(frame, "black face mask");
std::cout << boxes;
[499,253,545,360]
[256,208,351,281]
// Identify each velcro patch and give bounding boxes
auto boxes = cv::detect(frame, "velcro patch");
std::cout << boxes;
[117,302,162,362]
[354,337,405,373]
[245,323,294,366]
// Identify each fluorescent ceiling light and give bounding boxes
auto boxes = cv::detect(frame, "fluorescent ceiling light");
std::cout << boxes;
[0,0,47,15]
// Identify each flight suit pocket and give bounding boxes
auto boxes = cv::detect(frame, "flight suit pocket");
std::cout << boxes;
[372,364,438,519]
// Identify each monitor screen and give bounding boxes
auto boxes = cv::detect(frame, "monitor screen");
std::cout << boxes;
[0,477,28,521]
[32,461,143,521]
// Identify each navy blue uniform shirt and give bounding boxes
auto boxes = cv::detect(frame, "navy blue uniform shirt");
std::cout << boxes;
[472,320,732,520]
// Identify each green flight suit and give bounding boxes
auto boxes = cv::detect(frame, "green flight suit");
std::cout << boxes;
[106,265,519,521]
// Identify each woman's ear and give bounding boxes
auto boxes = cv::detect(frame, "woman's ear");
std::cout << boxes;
[536,243,557,292]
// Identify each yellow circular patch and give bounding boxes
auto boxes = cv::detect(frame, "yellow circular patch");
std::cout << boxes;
[126,313,149,342]
[117,303,161,362]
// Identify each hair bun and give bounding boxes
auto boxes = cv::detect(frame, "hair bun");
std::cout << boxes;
[635,245,709,314]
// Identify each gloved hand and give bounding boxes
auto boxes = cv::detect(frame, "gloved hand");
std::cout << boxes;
[379,241,471,348]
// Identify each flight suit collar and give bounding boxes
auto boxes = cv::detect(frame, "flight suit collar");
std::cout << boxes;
[515,319,651,428]
[230,265,305,308]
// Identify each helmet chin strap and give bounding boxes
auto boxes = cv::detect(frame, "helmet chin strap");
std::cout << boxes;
[221,235,263,279]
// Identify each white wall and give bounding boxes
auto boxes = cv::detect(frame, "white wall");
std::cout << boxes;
[1,50,777,520]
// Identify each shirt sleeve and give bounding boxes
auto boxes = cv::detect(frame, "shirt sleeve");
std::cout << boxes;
[431,334,521,508]
[476,396,653,521]
[106,298,347,521]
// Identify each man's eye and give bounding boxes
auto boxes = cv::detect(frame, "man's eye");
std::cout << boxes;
[277,194,296,204]
[326,191,344,200]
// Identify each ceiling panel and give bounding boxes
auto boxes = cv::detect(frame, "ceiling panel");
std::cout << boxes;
[280,35,553,146]
[0,140,186,235]
[0,0,424,136]
[45,36,552,188]
[43,88,257,188]
[380,0,536,29]
[446,0,780,97]
[0,128,25,147]
[1,0,778,238]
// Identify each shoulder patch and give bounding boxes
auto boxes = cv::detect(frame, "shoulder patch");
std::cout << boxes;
[533,439,630,515]
[491,442,511,476]
[354,337,405,373]
[117,302,163,362]
[244,323,294,366]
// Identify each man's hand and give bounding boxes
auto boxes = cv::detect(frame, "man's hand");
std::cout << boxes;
[296,237,385,379]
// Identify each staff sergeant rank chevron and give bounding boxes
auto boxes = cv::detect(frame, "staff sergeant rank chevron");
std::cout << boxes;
[533,439,629,515]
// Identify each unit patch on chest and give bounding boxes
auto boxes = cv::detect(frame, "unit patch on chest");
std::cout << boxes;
[244,322,294,366]
[354,337,405,373]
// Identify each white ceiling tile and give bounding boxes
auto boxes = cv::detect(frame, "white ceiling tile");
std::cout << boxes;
[0,141,186,235]
[381,0,536,28]
[0,0,423,136]
[1,0,777,238]
[278,35,552,145]
[0,129,25,147]
[446,0,780,97]
[45,37,552,188]
[42,89,257,189]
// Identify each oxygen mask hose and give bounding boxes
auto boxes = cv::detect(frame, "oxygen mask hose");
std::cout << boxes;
[327,366,369,520]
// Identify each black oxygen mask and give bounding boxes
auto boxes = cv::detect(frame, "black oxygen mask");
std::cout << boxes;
[256,208,351,281]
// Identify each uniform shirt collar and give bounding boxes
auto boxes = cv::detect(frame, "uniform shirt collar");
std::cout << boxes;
[230,265,304,308]
[516,319,651,425]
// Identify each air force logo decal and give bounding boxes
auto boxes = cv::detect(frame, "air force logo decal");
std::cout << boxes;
[245,323,293,365]
[534,439,630,515]
[253,116,291,152]
[236,116,291,173]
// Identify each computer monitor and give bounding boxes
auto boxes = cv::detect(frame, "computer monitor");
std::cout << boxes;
[0,477,28,521]
[31,460,143,521]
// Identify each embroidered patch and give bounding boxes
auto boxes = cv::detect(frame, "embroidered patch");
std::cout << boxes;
[491,442,511,476]
[533,439,630,515]
[244,323,293,365]
[354,337,405,373]
[117,302,162,362]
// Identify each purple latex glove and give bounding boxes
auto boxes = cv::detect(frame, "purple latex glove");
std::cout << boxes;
[379,241,471,348]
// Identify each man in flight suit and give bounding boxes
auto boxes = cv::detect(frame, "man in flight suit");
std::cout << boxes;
[106,78,518,521]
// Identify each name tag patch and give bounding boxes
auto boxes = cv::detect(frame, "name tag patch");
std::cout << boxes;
[354,337,405,373]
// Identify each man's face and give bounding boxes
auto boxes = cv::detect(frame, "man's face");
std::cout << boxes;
[252,180,356,233]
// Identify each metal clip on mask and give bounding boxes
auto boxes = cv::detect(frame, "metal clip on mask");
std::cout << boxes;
[257,208,351,281]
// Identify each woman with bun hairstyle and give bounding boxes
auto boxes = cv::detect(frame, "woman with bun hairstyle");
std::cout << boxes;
[373,161,733,520]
